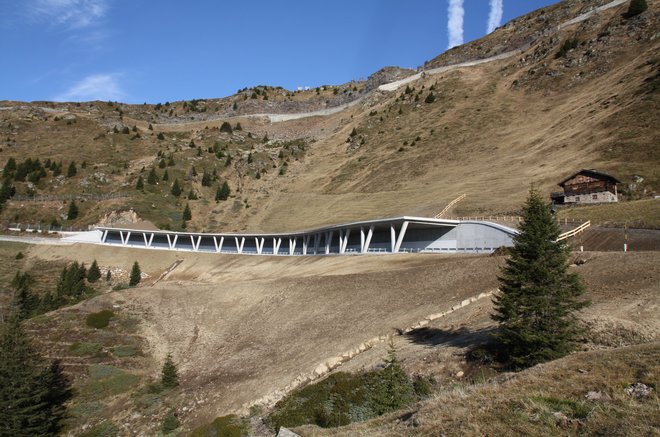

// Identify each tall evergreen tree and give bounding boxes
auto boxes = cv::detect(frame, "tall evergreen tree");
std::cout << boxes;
[11,272,37,320]
[0,316,71,436]
[215,181,230,201]
[87,260,101,283]
[129,261,141,287]
[66,162,77,178]
[147,167,159,185]
[135,175,144,191]
[67,201,78,221]
[491,188,589,369]
[182,203,192,222]
[162,169,169,181]
[370,339,416,415]
[161,354,179,388]
[170,179,182,197]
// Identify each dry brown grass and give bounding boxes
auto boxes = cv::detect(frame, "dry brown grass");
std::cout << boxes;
[557,199,660,229]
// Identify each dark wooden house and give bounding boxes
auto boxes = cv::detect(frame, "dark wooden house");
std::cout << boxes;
[552,169,620,205]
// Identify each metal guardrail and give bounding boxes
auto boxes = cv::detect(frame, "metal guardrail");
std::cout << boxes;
[6,223,90,233]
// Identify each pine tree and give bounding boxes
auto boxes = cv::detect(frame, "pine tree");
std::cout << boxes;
[170,179,182,197]
[66,162,77,178]
[11,272,37,320]
[215,181,230,201]
[129,261,141,287]
[147,167,159,185]
[162,169,169,181]
[0,316,71,436]
[87,260,101,283]
[161,354,179,388]
[135,176,144,190]
[67,201,78,220]
[105,269,112,282]
[625,0,648,17]
[370,339,416,415]
[491,188,590,369]
[182,203,192,222]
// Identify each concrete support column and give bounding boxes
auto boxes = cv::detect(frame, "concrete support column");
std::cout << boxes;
[340,229,351,253]
[166,234,178,250]
[289,237,297,255]
[303,235,310,255]
[313,234,320,254]
[325,231,333,254]
[393,221,409,253]
[235,237,245,254]
[143,233,154,248]
[363,225,374,253]
[273,238,281,255]
[213,236,224,253]
[256,237,264,255]
[390,225,396,253]
[102,230,108,243]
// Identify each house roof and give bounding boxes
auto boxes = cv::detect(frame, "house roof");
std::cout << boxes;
[559,169,621,187]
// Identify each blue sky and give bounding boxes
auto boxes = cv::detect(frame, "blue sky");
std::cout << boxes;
[0,0,558,103]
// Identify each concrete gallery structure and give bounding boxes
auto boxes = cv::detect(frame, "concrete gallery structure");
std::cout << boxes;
[88,216,518,256]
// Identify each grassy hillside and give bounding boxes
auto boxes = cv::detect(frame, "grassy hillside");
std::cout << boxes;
[0,0,658,232]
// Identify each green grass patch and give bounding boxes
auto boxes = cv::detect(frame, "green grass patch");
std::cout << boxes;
[70,341,104,356]
[111,345,137,357]
[531,396,592,420]
[78,420,119,437]
[189,415,248,437]
[86,310,114,329]
[81,364,140,399]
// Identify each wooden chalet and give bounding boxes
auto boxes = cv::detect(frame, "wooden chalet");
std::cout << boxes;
[552,169,620,205]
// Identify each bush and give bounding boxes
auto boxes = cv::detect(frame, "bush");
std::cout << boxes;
[111,345,137,357]
[555,38,579,59]
[86,310,114,329]
[220,121,233,134]
[15,251,24,259]
[425,92,436,103]
[625,0,647,17]
[161,410,181,434]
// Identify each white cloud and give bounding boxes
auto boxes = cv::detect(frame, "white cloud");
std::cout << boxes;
[487,0,504,34]
[447,0,464,49]
[29,0,108,28]
[54,74,124,102]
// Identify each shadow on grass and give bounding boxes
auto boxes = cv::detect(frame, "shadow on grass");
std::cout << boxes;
[404,326,496,349]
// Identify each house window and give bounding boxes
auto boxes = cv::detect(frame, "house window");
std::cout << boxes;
[592,194,598,200]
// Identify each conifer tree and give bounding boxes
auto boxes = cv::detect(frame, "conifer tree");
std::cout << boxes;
[147,167,158,185]
[161,354,179,388]
[67,201,78,220]
[66,161,77,178]
[87,260,101,283]
[370,339,416,414]
[215,181,230,201]
[162,169,169,181]
[135,176,144,191]
[0,316,72,436]
[11,272,37,320]
[182,203,192,222]
[491,188,589,369]
[129,261,141,287]
[170,179,182,197]
[105,269,112,282]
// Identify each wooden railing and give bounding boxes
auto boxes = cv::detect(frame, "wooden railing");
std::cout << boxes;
[556,220,591,242]
[435,194,466,218]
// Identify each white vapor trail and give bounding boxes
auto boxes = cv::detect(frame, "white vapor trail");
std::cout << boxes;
[487,0,504,34]
[447,0,464,49]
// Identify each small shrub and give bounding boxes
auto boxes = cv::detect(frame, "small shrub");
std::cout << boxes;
[555,38,579,59]
[86,310,115,329]
[625,0,647,17]
[161,410,181,434]
[15,251,24,259]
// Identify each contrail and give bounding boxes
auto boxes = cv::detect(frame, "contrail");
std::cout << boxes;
[447,0,464,49]
[487,0,504,34]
